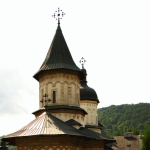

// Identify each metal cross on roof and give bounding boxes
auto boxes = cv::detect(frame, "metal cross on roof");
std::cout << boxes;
[79,57,86,69]
[52,8,65,25]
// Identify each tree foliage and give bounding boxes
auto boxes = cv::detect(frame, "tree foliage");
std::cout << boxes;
[141,126,150,150]
[98,103,150,137]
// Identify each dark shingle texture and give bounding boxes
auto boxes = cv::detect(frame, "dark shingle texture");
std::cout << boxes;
[65,119,82,126]
[45,105,87,113]
[79,127,115,143]
[34,25,81,80]
[80,69,99,103]
[32,105,87,116]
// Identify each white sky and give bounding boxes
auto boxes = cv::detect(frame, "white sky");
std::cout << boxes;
[0,0,150,136]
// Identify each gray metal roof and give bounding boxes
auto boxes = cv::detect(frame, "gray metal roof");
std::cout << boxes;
[3,112,116,145]
[65,119,82,126]
[33,25,81,81]
[4,112,86,138]
[79,127,115,143]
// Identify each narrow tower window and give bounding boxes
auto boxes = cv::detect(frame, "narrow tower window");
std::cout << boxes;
[53,91,56,103]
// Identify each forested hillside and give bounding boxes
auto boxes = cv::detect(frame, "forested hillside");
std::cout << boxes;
[98,103,150,136]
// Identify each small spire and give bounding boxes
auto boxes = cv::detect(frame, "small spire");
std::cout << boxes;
[52,8,65,25]
[79,57,86,69]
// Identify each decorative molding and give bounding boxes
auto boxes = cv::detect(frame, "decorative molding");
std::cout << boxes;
[53,81,62,87]
[39,72,80,108]
[46,81,53,86]
[80,100,98,105]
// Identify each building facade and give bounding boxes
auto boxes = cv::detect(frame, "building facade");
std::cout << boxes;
[3,20,115,150]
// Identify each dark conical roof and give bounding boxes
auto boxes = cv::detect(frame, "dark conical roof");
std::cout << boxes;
[33,25,81,80]
[80,68,99,103]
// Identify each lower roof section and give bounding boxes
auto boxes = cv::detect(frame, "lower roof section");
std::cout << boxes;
[65,119,82,126]
[4,112,85,138]
[3,112,115,145]
[32,105,87,117]
[79,127,115,143]
[85,125,102,130]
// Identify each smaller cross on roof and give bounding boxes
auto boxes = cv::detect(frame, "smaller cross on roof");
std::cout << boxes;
[79,57,86,69]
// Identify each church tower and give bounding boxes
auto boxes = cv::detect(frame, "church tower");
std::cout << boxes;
[32,24,87,126]
[2,8,115,150]
[33,24,81,108]
[79,58,102,133]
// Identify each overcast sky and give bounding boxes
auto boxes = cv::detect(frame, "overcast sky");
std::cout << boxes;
[0,0,150,136]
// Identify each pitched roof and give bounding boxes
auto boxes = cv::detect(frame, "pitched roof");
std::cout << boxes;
[3,113,116,145]
[33,25,81,81]
[79,127,116,143]
[4,112,86,138]
[65,119,82,126]
[85,125,102,130]
[45,105,87,113]
[32,105,88,116]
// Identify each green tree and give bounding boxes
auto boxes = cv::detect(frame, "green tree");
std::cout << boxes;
[98,103,150,137]
[141,126,150,150]
[115,130,122,136]
[133,128,140,135]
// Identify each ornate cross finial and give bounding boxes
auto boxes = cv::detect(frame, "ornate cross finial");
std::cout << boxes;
[52,8,65,25]
[79,57,86,69]
[43,93,48,100]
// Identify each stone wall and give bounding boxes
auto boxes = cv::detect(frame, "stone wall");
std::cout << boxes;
[114,134,142,150]
[15,136,104,150]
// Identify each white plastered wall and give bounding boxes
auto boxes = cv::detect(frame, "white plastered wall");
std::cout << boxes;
[80,100,98,126]
[52,113,84,126]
